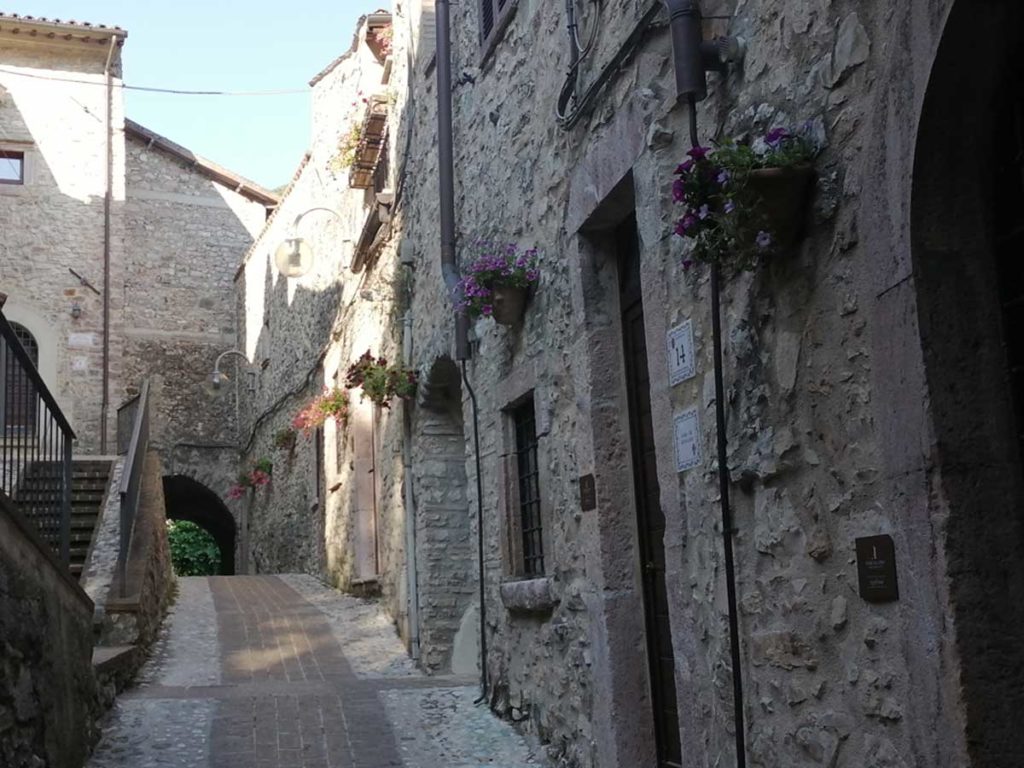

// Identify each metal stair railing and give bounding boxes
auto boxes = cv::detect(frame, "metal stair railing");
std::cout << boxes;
[0,309,76,565]
[118,379,150,597]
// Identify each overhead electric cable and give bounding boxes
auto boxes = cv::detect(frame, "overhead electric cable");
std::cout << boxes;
[0,66,308,96]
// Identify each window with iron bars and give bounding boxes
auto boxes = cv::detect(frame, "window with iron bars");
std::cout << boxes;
[2,323,39,436]
[512,395,543,576]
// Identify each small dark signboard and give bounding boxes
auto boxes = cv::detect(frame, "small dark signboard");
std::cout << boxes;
[855,534,899,603]
[579,474,596,512]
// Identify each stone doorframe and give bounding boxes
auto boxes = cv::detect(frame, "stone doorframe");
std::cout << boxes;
[564,91,666,765]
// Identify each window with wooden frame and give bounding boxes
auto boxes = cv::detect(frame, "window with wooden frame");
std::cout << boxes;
[479,0,516,59]
[511,395,544,577]
[0,150,24,185]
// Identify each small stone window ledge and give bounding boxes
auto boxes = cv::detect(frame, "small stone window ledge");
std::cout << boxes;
[500,577,558,615]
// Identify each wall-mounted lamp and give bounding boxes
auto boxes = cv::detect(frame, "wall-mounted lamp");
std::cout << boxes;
[274,206,345,278]
[70,300,82,319]
[210,349,250,391]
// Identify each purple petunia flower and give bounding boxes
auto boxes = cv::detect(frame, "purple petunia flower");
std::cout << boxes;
[724,200,736,214]
[756,230,772,249]
[672,179,686,202]
[765,127,789,147]
[717,170,730,185]
[687,146,710,160]
[675,159,694,175]
[481,304,493,316]
[698,204,710,220]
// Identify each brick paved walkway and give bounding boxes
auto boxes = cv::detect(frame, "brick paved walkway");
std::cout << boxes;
[87,576,544,768]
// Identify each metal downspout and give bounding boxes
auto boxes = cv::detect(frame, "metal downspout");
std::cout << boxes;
[436,0,487,697]
[664,2,747,765]
[403,311,421,661]
[100,36,117,453]
[435,0,470,361]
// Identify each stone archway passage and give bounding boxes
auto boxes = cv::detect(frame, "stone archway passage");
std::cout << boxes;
[163,475,236,575]
[911,2,1024,765]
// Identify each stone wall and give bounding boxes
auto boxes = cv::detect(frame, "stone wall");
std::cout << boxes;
[121,133,269,535]
[0,493,99,768]
[0,37,127,452]
[0,31,272,473]
[235,18,412,632]
[386,0,1006,765]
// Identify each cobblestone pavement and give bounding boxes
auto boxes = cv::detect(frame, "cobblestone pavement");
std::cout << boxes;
[87,575,546,768]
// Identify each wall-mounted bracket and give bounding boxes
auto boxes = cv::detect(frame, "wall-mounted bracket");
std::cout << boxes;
[700,36,745,73]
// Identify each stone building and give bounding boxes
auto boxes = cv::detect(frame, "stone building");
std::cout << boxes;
[232,10,469,663]
[241,2,1024,768]
[0,13,277,571]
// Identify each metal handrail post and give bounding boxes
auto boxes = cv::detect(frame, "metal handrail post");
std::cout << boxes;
[61,435,72,565]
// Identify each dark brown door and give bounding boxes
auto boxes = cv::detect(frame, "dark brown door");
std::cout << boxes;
[994,83,1024,484]
[617,215,682,767]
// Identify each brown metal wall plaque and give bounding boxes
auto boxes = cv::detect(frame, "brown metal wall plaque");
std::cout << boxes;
[855,534,899,603]
[579,474,596,512]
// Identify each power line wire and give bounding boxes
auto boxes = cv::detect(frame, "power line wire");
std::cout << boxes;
[0,66,308,96]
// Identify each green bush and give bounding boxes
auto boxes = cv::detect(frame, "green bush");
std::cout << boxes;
[166,519,221,576]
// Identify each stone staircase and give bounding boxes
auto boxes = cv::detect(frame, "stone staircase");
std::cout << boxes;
[12,459,114,579]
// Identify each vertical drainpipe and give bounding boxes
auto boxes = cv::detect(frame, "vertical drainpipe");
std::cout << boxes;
[663,2,747,766]
[435,0,487,696]
[435,0,470,361]
[402,310,421,661]
[100,35,117,454]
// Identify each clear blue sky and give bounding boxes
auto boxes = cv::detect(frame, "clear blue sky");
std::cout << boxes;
[16,1,385,189]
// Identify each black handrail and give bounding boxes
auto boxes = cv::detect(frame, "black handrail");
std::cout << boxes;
[0,309,76,566]
[116,392,141,455]
[118,379,150,597]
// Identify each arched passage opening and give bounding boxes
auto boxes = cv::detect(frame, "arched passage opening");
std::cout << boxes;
[413,356,477,674]
[912,2,1024,765]
[163,475,236,575]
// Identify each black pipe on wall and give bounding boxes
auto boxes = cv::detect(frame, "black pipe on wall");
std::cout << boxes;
[435,0,470,362]
[666,1,748,764]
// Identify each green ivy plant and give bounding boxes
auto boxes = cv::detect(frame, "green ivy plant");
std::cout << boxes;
[166,520,220,576]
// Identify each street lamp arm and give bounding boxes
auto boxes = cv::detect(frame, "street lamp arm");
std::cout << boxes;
[214,349,249,374]
[292,207,344,230]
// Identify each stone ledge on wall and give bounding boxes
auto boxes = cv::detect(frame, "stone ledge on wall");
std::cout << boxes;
[500,576,558,615]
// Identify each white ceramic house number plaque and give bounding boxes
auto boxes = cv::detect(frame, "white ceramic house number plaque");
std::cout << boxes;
[674,406,702,472]
[667,320,696,386]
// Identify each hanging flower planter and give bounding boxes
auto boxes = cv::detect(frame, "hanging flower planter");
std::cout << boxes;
[456,242,540,326]
[491,285,528,326]
[345,351,418,409]
[746,165,816,248]
[672,126,819,271]
[292,387,351,435]
[227,457,273,500]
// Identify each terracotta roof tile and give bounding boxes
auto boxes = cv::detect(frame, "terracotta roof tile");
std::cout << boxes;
[0,11,126,33]
[125,120,279,207]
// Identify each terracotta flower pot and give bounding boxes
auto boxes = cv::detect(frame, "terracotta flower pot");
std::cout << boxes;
[747,164,816,249]
[491,285,527,326]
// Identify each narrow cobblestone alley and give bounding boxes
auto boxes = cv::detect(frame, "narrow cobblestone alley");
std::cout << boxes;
[86,576,545,768]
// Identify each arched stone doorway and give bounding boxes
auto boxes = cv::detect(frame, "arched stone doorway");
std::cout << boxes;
[912,2,1024,765]
[413,356,477,673]
[163,475,237,575]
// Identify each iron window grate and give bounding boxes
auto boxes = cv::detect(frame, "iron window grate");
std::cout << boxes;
[513,397,543,577]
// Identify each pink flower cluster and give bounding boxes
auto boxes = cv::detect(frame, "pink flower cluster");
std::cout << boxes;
[226,458,273,500]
